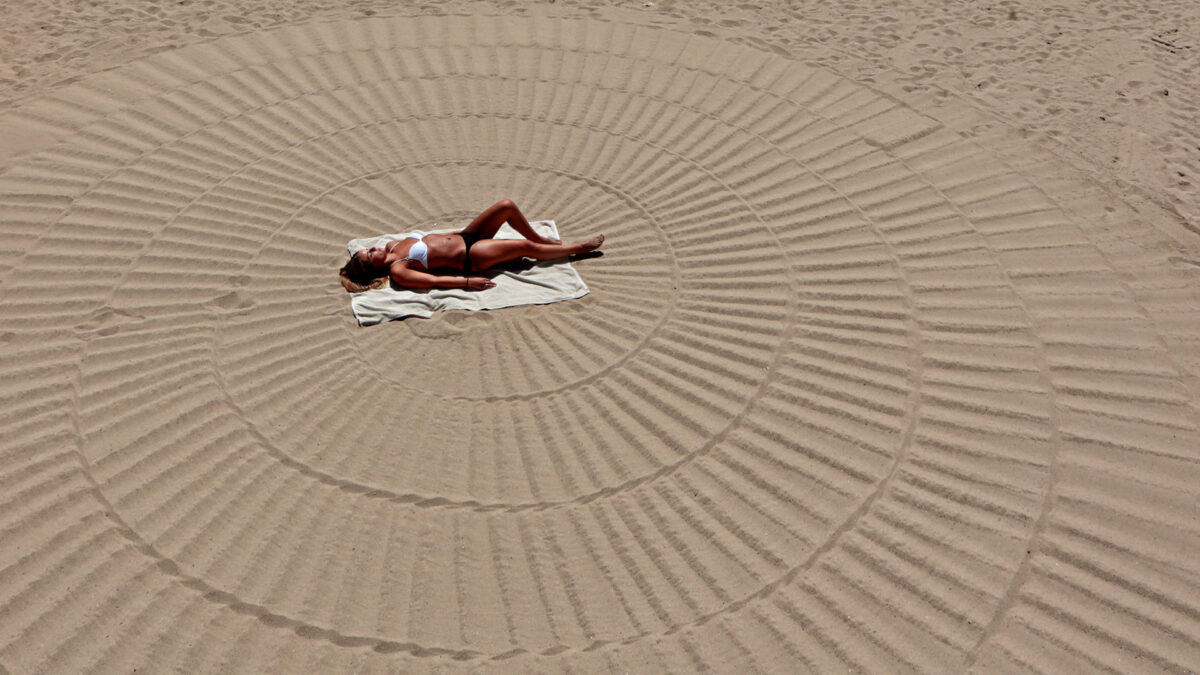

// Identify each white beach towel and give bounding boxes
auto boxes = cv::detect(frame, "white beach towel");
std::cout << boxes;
[347,220,589,325]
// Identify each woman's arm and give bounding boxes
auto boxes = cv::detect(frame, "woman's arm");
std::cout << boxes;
[390,266,495,290]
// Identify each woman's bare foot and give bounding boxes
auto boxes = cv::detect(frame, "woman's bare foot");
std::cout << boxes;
[578,233,605,253]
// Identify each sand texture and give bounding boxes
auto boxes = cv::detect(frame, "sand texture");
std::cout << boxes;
[1,2,1199,673]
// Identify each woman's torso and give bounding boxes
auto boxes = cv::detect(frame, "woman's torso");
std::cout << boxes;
[388,232,465,271]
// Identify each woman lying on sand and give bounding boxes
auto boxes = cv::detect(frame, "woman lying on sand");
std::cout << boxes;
[339,199,605,292]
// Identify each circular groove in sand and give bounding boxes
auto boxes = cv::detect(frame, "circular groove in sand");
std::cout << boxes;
[202,128,893,506]
[58,43,916,648]
[56,34,907,653]
[1,13,1198,673]
[259,156,679,402]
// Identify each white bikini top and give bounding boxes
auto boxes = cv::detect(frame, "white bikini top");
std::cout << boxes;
[387,231,429,268]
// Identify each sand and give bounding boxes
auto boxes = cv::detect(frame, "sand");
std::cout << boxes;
[0,1,1198,673]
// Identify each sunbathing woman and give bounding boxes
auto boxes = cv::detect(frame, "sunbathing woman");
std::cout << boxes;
[339,199,604,292]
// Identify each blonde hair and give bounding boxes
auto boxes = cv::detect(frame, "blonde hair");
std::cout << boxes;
[338,251,387,293]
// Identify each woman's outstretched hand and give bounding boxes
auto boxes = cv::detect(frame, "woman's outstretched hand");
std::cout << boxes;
[465,277,496,290]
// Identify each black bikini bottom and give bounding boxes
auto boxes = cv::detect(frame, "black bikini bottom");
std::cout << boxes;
[458,231,481,274]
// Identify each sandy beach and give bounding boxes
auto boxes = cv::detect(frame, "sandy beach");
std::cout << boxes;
[1,1,1198,672]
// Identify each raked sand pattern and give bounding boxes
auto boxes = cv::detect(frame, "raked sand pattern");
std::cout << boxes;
[2,11,1200,674]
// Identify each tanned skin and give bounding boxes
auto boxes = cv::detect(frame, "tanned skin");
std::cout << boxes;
[354,199,604,291]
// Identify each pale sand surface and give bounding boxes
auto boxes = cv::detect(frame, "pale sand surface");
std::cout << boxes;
[1,1,1198,673]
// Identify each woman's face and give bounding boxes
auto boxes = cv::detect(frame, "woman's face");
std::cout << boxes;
[358,246,387,268]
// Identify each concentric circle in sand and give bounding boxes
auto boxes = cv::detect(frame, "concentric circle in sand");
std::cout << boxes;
[1,13,1197,673]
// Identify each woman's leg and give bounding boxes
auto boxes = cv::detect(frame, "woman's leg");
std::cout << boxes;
[461,199,560,244]
[467,235,604,271]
